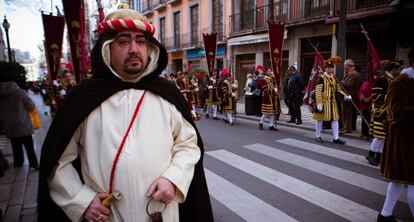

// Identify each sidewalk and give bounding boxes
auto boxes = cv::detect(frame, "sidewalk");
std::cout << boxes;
[0,92,51,222]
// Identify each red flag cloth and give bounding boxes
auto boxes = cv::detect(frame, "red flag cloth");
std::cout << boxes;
[267,21,285,88]
[62,0,82,82]
[367,40,381,81]
[42,14,65,81]
[303,51,324,106]
[202,33,217,77]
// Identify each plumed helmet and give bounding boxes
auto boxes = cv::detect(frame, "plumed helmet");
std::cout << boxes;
[97,9,155,36]
[324,56,342,68]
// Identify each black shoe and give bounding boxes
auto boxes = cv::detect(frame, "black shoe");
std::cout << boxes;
[206,113,209,119]
[365,150,375,161]
[296,120,302,125]
[377,213,397,222]
[333,139,346,145]
[223,118,229,123]
[375,153,382,165]
[286,120,295,123]
[212,116,218,120]
[259,123,263,130]
[268,126,278,131]
[315,137,324,143]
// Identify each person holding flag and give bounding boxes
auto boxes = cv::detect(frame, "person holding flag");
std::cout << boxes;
[313,56,351,144]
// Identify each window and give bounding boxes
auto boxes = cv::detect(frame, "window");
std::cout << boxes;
[173,12,181,48]
[212,0,223,41]
[190,5,199,46]
[159,17,166,45]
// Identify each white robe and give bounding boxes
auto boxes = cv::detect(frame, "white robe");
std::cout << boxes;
[48,89,201,222]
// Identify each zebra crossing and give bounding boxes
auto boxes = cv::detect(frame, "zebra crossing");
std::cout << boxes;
[204,137,411,222]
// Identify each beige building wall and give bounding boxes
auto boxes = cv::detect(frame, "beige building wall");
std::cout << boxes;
[142,0,231,74]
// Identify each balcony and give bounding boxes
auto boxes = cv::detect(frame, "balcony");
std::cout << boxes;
[153,0,167,11]
[166,0,181,5]
[165,36,182,52]
[142,1,154,16]
[353,0,392,10]
[230,1,290,35]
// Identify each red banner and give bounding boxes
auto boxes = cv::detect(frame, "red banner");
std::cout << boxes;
[267,21,285,88]
[42,14,65,81]
[62,0,82,82]
[367,40,381,80]
[303,50,325,106]
[202,33,217,76]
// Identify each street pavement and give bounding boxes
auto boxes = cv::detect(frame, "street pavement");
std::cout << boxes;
[0,94,411,221]
[197,114,412,222]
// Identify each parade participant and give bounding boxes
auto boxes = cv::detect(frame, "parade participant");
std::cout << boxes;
[377,48,414,222]
[284,65,304,125]
[366,61,401,166]
[59,71,76,99]
[38,9,213,222]
[221,71,236,125]
[190,75,200,116]
[313,57,351,144]
[358,76,372,139]
[205,70,220,119]
[257,68,279,130]
[340,59,360,133]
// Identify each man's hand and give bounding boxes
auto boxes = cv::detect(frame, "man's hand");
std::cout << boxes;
[146,177,175,204]
[84,193,111,222]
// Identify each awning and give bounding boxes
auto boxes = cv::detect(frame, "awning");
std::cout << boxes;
[326,6,395,24]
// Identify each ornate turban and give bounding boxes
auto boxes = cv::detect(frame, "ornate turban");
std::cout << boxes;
[97,9,155,36]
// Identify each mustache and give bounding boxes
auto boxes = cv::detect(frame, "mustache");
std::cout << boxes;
[125,54,143,63]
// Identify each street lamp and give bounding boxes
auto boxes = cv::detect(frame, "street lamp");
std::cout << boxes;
[2,16,12,63]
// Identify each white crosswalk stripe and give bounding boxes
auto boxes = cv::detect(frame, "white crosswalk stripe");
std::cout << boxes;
[205,169,298,222]
[243,143,406,203]
[276,138,377,169]
[206,149,379,222]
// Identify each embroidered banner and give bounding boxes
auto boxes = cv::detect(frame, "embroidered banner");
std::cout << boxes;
[202,33,217,77]
[42,14,65,81]
[62,0,82,81]
[267,21,285,88]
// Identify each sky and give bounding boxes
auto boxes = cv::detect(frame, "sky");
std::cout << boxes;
[1,0,64,59]
[1,0,123,60]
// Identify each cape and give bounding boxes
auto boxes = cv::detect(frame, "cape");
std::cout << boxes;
[38,33,214,222]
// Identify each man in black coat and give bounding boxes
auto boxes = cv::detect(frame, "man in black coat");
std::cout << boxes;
[38,9,213,222]
[284,65,304,124]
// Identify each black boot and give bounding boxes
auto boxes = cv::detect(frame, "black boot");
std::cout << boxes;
[377,213,397,222]
[259,123,263,130]
[375,153,382,165]
[365,150,375,161]
[368,152,379,166]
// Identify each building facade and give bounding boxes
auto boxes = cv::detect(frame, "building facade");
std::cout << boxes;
[138,0,231,74]
[228,0,414,95]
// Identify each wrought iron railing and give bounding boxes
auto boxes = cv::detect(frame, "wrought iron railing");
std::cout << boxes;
[354,0,392,10]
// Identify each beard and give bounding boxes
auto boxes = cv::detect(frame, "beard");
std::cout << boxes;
[123,55,145,75]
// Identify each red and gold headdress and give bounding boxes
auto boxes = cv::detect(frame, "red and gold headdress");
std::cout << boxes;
[97,9,155,36]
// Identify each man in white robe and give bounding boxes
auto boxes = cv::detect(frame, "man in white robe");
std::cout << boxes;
[38,9,213,222]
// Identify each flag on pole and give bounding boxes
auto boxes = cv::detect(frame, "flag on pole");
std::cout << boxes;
[202,33,217,77]
[303,47,324,112]
[267,21,285,88]
[360,23,381,80]
[62,0,82,82]
[367,40,381,80]
[42,14,65,81]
